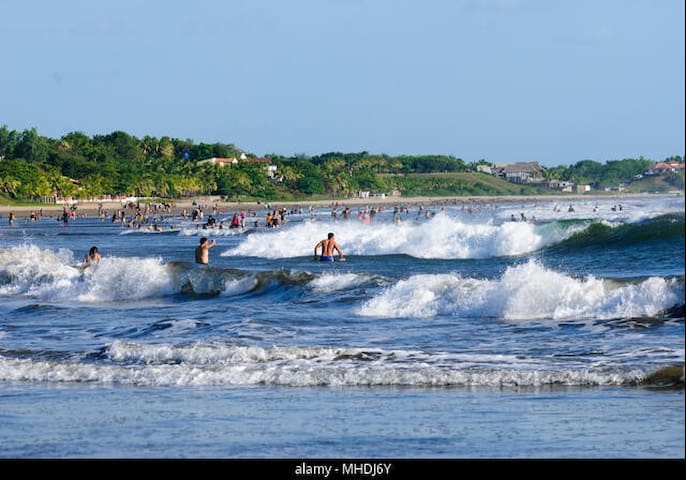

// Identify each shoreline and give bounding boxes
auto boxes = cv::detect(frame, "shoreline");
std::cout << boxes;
[0,192,682,216]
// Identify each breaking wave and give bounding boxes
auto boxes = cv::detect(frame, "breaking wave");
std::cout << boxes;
[0,341,681,388]
[0,245,371,302]
[357,260,684,320]
[221,213,684,260]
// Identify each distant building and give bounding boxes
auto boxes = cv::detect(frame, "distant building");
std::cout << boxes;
[494,162,546,184]
[645,161,685,175]
[197,157,238,167]
[576,184,591,193]
[197,154,277,178]
[548,180,575,192]
[476,164,492,174]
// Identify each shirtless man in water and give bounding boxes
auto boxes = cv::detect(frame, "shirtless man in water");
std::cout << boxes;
[195,237,217,264]
[314,232,344,262]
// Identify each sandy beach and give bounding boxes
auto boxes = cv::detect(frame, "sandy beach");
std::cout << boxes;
[0,192,680,218]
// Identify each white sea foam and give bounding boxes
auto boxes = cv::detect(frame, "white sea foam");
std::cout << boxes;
[309,272,370,293]
[220,214,575,259]
[0,245,248,302]
[178,227,250,237]
[493,195,685,224]
[106,340,384,364]
[152,319,206,335]
[77,256,173,301]
[0,245,80,297]
[220,196,686,260]
[3,339,680,387]
[0,346,660,387]
[222,277,258,296]
[357,260,683,320]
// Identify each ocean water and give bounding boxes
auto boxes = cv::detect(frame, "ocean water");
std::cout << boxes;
[0,195,683,459]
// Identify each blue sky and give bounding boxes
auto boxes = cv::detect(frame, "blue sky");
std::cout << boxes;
[1,0,683,166]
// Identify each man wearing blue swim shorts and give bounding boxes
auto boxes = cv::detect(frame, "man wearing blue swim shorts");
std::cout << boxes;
[314,232,344,262]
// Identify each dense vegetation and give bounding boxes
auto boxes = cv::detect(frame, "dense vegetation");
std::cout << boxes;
[379,173,549,196]
[0,125,682,202]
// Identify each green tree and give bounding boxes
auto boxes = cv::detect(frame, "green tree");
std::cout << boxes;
[321,157,352,196]
[133,175,156,197]
[58,131,94,158]
[562,160,604,184]
[0,125,18,158]
[0,175,21,197]
[78,174,111,199]
[159,136,175,158]
[15,127,50,162]
[294,161,325,195]
[353,169,387,192]
[189,143,217,161]
[100,130,141,160]
[545,166,567,180]
[139,135,160,157]
[388,159,404,174]
[278,164,299,182]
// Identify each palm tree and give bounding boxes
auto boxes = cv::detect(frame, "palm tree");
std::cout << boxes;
[277,164,301,184]
[0,176,21,198]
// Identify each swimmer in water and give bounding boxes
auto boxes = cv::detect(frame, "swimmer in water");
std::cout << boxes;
[84,246,101,265]
[314,232,343,262]
[195,237,216,265]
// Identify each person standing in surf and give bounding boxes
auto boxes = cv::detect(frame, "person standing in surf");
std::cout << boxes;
[195,237,217,265]
[83,246,101,265]
[314,232,344,262]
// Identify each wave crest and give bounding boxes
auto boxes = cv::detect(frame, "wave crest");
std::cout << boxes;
[1,342,681,388]
[357,260,684,320]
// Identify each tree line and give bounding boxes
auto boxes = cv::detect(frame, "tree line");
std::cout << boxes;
[0,125,682,202]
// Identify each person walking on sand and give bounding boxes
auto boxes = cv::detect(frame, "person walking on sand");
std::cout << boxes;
[314,232,343,262]
[195,237,217,265]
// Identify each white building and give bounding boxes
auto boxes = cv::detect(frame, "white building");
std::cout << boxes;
[196,157,238,167]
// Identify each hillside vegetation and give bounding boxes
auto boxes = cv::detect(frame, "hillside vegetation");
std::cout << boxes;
[0,125,682,202]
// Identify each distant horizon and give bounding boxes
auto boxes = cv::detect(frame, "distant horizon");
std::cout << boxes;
[1,0,683,168]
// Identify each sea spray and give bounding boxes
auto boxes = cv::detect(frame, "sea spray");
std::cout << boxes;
[0,245,80,297]
[0,246,252,301]
[222,214,557,259]
[0,346,666,388]
[77,256,173,301]
[309,272,371,293]
[357,260,683,320]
